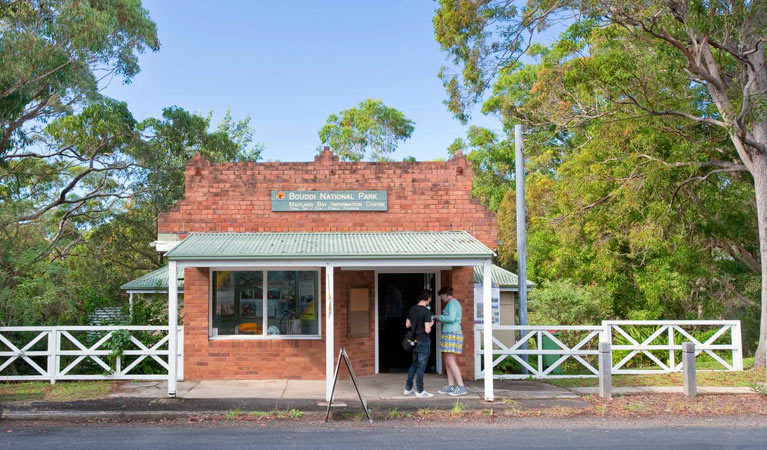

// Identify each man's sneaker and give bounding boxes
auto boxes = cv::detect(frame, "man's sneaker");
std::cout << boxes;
[403,388,415,396]
[449,385,467,396]
[415,390,434,398]
[438,385,455,395]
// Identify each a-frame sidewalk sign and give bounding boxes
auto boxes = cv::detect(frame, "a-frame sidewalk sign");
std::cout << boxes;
[324,347,373,424]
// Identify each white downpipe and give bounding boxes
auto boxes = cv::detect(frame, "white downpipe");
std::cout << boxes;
[325,264,335,402]
[482,259,494,401]
[167,260,178,397]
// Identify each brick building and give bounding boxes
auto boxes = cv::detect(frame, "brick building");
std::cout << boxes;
[142,147,506,399]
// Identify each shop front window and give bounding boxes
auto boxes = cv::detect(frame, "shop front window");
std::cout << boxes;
[212,270,319,338]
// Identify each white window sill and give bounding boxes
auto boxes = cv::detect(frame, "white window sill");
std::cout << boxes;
[209,335,322,341]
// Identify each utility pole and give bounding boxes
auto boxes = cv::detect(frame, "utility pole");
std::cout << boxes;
[515,124,528,370]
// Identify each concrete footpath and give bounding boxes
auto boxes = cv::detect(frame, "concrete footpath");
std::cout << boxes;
[1,374,586,421]
[0,374,755,422]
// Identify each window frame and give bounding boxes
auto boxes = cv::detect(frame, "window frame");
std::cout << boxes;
[208,267,322,340]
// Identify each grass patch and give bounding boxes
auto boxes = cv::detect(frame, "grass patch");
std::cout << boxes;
[224,407,242,420]
[416,407,436,418]
[341,411,366,420]
[501,398,517,406]
[450,400,465,415]
[248,411,270,419]
[247,409,304,420]
[387,407,400,419]
[544,358,764,389]
[284,408,304,419]
[622,402,645,413]
[0,381,113,403]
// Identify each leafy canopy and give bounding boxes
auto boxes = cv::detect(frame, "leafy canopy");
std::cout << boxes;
[319,98,415,161]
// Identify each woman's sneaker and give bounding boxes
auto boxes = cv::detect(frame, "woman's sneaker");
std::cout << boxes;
[449,385,467,396]
[438,385,455,395]
[415,390,434,398]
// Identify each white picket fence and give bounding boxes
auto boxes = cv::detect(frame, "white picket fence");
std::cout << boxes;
[0,326,183,382]
[475,320,743,379]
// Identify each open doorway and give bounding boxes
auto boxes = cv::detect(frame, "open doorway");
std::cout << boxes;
[377,273,437,373]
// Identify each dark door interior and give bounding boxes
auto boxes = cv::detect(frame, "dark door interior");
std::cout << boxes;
[378,273,437,373]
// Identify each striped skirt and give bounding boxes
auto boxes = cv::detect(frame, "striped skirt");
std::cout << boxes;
[440,331,464,354]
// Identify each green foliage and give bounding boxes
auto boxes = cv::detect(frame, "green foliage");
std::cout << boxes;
[0,0,159,154]
[319,99,414,161]
[136,107,262,210]
[0,1,261,329]
[749,382,767,395]
[529,280,612,325]
[104,329,133,371]
[433,1,764,356]
[449,126,514,210]
[451,400,466,414]
[225,407,242,420]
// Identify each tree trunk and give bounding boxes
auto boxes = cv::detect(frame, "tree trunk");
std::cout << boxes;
[752,155,767,369]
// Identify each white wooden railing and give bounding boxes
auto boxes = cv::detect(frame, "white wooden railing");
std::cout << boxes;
[475,320,743,379]
[0,326,183,382]
[475,325,603,379]
[603,320,743,374]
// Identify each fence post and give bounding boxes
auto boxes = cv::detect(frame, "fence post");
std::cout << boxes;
[683,342,696,397]
[47,329,56,385]
[475,325,481,380]
[599,341,611,398]
[731,323,743,371]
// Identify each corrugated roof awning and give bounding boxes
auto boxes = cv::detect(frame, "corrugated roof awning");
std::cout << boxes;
[121,263,532,293]
[473,264,536,290]
[165,231,494,261]
[120,265,184,292]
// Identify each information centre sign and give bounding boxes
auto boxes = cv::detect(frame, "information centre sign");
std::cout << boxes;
[271,190,388,212]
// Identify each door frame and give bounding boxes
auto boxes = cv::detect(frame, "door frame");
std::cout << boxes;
[374,269,442,374]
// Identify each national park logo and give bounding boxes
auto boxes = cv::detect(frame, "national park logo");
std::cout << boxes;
[275,191,286,200]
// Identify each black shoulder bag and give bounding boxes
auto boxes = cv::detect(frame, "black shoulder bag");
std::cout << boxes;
[402,324,416,351]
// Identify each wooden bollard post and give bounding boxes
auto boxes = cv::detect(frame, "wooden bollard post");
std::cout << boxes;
[599,341,612,399]
[682,342,697,397]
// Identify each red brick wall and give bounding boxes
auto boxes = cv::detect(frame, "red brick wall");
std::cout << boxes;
[167,150,497,381]
[332,270,375,378]
[158,150,497,249]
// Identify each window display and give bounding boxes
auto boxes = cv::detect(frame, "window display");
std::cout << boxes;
[211,270,319,337]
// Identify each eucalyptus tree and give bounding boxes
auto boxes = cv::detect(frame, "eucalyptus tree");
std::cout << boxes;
[433,0,767,365]
[319,98,415,161]
[0,0,158,243]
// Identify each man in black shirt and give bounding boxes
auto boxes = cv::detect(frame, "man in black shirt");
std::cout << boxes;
[404,290,434,398]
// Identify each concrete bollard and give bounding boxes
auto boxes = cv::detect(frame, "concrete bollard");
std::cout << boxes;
[683,342,697,397]
[599,341,612,399]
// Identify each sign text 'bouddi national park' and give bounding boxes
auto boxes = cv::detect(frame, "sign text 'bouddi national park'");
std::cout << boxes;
[271,190,388,211]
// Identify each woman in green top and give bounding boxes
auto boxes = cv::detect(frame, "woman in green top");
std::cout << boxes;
[434,287,466,396]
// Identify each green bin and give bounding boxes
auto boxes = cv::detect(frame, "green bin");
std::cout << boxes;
[541,331,563,374]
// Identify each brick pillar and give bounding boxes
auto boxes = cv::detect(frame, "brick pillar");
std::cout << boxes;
[450,266,475,379]
[183,267,210,380]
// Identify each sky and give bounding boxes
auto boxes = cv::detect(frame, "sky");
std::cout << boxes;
[101,0,503,162]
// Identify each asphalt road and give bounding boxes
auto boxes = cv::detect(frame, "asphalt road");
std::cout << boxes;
[1,425,765,450]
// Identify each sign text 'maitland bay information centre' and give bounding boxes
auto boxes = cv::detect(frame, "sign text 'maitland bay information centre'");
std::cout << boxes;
[271,190,388,211]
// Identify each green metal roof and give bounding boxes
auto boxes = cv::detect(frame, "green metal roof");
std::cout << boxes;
[122,261,529,292]
[120,265,184,292]
[474,264,536,289]
[166,231,494,261]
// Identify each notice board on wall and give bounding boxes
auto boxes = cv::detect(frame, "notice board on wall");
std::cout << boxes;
[348,287,370,338]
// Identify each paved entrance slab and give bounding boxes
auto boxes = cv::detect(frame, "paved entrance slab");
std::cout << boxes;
[109,374,575,401]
